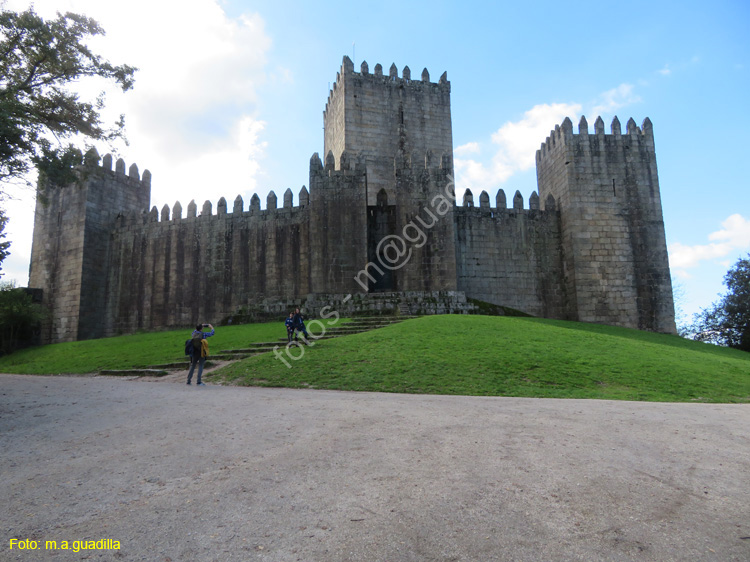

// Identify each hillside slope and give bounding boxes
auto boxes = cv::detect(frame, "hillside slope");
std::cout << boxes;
[215,316,750,403]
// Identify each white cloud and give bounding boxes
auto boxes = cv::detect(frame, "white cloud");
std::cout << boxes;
[490,103,583,172]
[454,102,580,193]
[1,0,275,285]
[708,213,750,247]
[453,157,513,194]
[453,80,647,196]
[149,116,268,212]
[590,83,641,117]
[7,0,272,194]
[658,64,671,76]
[454,142,480,156]
[669,241,732,270]
[669,214,750,270]
[2,192,36,286]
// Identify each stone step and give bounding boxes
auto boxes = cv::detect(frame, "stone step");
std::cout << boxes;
[100,368,170,377]
[149,354,251,370]
[150,362,191,369]
[223,347,286,353]
[345,317,409,323]
[271,329,387,343]
[304,327,387,335]
[216,316,411,359]
[330,323,398,329]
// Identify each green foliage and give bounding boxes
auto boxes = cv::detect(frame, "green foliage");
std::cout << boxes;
[216,316,750,403]
[0,8,136,185]
[0,282,46,354]
[691,254,750,352]
[0,208,9,275]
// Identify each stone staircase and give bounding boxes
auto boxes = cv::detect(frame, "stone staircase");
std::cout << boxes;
[216,316,411,355]
[101,316,412,377]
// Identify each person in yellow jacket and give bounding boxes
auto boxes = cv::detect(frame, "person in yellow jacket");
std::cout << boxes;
[187,323,214,386]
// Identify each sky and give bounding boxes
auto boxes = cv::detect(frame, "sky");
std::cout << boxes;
[2,0,749,327]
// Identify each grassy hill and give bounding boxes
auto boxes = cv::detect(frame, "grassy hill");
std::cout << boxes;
[0,315,747,403]
[0,322,289,374]
[214,316,750,403]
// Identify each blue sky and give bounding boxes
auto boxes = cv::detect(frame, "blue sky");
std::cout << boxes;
[3,0,749,326]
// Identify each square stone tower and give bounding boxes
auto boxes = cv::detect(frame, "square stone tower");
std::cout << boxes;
[536,116,676,333]
[28,150,151,343]
[320,56,458,293]
[323,56,453,206]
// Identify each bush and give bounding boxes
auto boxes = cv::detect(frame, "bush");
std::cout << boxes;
[0,282,46,354]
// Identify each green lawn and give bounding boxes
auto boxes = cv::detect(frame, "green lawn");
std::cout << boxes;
[1,315,748,403]
[214,316,750,403]
[0,321,300,374]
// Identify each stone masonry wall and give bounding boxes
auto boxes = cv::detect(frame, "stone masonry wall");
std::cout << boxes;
[105,188,311,337]
[29,180,86,343]
[29,152,150,342]
[391,152,458,292]
[324,56,453,206]
[309,152,369,295]
[455,189,566,318]
[536,116,676,333]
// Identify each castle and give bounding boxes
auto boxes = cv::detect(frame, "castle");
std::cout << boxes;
[29,56,676,344]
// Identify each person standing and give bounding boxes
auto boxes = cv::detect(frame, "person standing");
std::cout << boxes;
[285,312,295,343]
[187,323,214,386]
[292,308,309,342]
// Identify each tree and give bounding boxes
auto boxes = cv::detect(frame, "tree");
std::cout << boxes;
[0,281,46,354]
[691,254,750,352]
[0,8,136,186]
[0,208,9,275]
[671,277,690,336]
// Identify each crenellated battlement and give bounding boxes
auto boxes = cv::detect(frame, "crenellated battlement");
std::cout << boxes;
[115,185,312,229]
[534,111,673,333]
[76,147,152,187]
[457,188,555,214]
[309,150,367,177]
[323,55,449,119]
[535,116,654,162]
[323,55,453,207]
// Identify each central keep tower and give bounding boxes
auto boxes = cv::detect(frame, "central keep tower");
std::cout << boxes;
[323,56,453,206]
[319,56,458,293]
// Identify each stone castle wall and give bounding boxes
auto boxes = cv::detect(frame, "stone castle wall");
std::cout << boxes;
[385,152,458,292]
[103,188,311,337]
[27,56,677,343]
[455,190,566,318]
[30,151,570,341]
[309,152,369,295]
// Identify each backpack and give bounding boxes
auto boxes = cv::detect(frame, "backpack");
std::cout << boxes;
[191,336,204,358]
[184,339,194,356]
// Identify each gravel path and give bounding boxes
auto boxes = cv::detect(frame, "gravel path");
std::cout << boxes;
[1,374,749,561]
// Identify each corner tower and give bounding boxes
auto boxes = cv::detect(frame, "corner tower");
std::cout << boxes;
[29,150,151,343]
[536,116,676,333]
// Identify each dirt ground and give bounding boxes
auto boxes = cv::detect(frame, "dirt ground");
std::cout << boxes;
[1,373,749,561]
